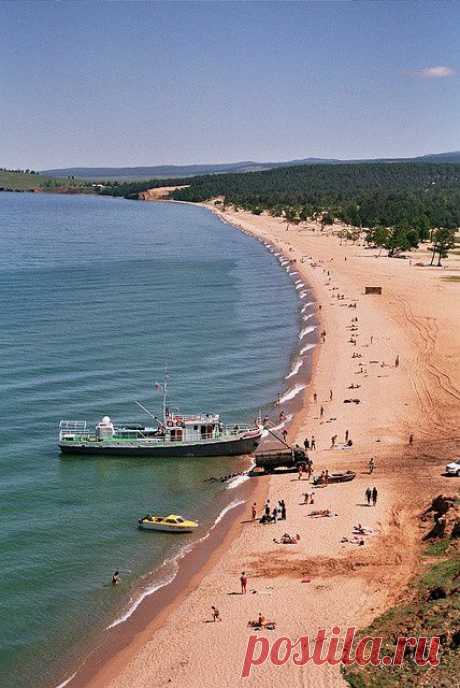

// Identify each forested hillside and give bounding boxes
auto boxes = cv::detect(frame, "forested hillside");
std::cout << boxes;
[100,162,460,232]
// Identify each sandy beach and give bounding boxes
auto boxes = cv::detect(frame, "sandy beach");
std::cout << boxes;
[71,205,460,688]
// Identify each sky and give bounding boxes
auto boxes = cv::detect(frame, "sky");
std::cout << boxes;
[1,0,460,169]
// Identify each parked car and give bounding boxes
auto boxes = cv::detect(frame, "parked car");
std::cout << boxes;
[445,460,460,476]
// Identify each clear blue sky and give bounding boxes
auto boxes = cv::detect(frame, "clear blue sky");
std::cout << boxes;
[1,0,459,169]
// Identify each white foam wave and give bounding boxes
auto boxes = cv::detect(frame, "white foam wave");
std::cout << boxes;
[213,498,246,523]
[286,359,304,379]
[299,325,316,340]
[54,673,77,688]
[295,279,303,285]
[295,283,305,290]
[289,271,299,276]
[106,568,178,629]
[299,291,308,299]
[278,383,306,404]
[300,342,316,355]
[106,499,245,630]
[301,302,314,313]
[269,413,293,432]
[303,313,315,322]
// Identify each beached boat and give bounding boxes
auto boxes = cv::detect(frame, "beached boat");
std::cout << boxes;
[138,514,198,533]
[58,381,262,457]
[313,471,356,485]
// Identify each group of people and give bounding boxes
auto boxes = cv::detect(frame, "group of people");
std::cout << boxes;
[258,499,287,524]
[365,486,378,506]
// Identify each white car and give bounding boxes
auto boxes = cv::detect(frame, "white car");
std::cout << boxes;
[446,460,460,476]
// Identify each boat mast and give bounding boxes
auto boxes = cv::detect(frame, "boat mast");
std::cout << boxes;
[163,370,169,423]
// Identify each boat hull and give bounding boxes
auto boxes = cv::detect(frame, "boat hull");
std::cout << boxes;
[59,433,261,458]
[138,524,196,533]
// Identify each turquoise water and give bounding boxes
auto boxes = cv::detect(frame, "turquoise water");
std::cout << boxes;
[0,193,304,687]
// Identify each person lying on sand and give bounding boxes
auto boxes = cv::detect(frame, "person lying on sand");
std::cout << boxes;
[353,524,375,535]
[308,509,337,518]
[341,536,365,546]
[248,613,276,630]
[273,533,300,544]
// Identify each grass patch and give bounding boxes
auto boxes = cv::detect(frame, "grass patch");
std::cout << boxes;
[0,170,88,191]
[343,554,460,688]
[424,540,450,557]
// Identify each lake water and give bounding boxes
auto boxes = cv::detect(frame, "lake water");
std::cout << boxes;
[0,192,306,687]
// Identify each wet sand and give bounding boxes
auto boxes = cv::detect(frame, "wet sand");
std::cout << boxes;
[68,207,460,688]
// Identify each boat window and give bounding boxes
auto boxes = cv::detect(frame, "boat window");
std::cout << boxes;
[165,519,175,524]
[176,517,184,523]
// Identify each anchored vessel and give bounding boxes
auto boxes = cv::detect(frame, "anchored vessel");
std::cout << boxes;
[58,382,262,458]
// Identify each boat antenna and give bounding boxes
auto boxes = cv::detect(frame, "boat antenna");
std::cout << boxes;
[135,400,158,422]
[163,370,169,423]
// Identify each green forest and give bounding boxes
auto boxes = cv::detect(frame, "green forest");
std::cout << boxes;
[99,162,460,263]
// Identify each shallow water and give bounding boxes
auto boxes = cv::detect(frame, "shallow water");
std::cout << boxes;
[0,193,301,687]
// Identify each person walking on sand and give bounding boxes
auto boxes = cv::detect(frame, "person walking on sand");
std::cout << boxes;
[303,437,310,450]
[313,392,317,403]
[395,355,400,368]
[329,389,333,401]
[409,433,414,446]
[311,435,316,450]
[251,503,257,520]
[325,469,329,486]
[365,487,372,505]
[345,429,349,443]
[280,499,286,520]
[368,457,375,474]
[331,434,337,448]
[211,605,221,622]
[320,405,324,418]
[264,500,270,518]
[240,571,248,594]
[282,429,288,443]
[372,487,378,506]
[298,464,303,480]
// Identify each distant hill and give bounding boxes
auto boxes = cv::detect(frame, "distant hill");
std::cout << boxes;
[413,151,460,163]
[40,157,341,181]
[41,151,460,182]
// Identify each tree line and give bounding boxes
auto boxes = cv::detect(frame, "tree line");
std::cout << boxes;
[99,162,460,264]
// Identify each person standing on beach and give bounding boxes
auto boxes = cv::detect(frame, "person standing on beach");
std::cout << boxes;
[331,434,337,448]
[320,405,324,418]
[282,429,288,443]
[303,437,310,450]
[264,500,270,518]
[395,355,400,368]
[240,572,248,594]
[409,434,414,446]
[313,392,317,403]
[280,500,286,520]
[251,503,257,520]
[372,487,378,506]
[211,606,221,621]
[345,429,349,443]
[329,389,333,401]
[365,487,372,505]
[311,435,316,450]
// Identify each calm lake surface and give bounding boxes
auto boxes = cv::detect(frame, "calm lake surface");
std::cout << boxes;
[0,192,302,688]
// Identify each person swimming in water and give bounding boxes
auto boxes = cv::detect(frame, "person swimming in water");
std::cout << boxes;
[112,571,120,585]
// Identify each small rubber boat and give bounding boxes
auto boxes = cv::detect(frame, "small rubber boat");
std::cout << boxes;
[138,514,199,533]
[313,471,356,485]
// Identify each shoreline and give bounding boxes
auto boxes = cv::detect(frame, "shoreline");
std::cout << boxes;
[52,203,313,688]
[55,202,460,688]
